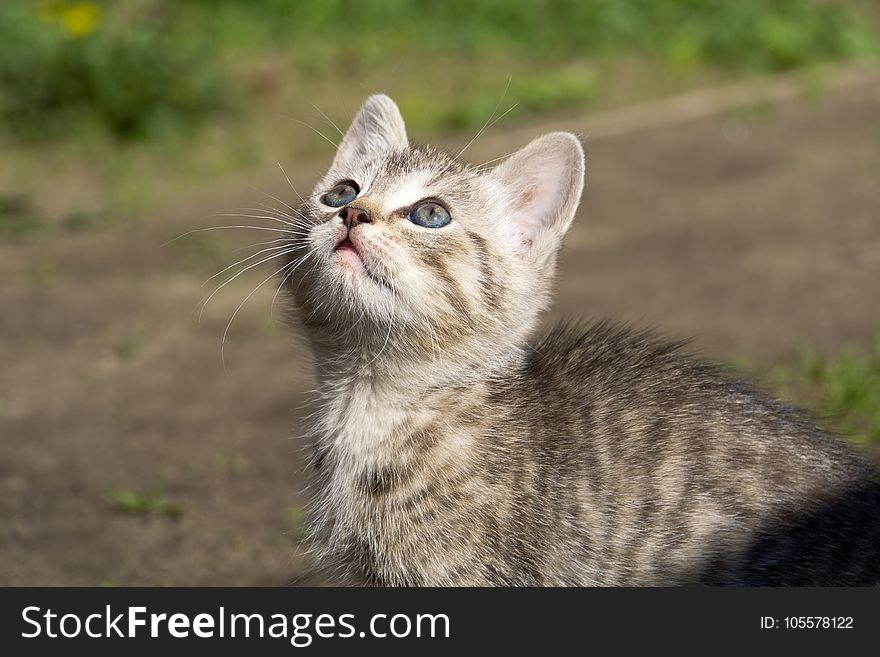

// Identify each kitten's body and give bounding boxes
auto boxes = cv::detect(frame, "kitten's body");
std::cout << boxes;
[306,324,879,585]
[281,95,880,585]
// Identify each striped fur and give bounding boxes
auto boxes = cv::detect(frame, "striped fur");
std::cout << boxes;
[278,95,880,585]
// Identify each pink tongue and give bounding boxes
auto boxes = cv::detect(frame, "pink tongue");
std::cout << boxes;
[338,238,357,253]
[336,238,365,271]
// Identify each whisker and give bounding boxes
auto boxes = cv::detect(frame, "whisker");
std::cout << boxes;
[240,203,298,221]
[164,225,288,246]
[198,248,298,321]
[221,262,292,370]
[339,305,367,340]
[293,253,326,299]
[270,246,320,318]
[269,263,297,321]
[278,162,307,205]
[215,210,314,231]
[248,185,299,215]
[217,212,305,227]
[308,101,345,139]
[242,198,312,221]
[216,211,296,229]
[453,77,512,161]
[232,236,310,253]
[292,119,340,150]
[229,204,293,217]
[473,149,520,170]
[366,278,398,366]
[455,101,519,162]
[202,243,298,287]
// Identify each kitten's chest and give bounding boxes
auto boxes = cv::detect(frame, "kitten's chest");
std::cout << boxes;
[315,464,484,586]
[317,381,411,464]
[315,392,436,519]
[309,384,488,584]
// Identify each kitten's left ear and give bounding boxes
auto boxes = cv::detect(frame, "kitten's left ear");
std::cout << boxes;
[494,132,585,264]
[330,95,409,171]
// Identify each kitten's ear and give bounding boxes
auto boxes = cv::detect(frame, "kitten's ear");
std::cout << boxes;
[330,95,408,171]
[494,132,584,263]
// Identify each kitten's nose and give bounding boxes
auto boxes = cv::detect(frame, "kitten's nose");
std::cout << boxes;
[338,206,372,228]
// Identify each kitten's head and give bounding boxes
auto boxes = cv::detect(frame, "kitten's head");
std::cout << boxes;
[284,95,584,371]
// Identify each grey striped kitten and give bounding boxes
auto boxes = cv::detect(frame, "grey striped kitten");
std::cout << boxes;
[280,94,880,585]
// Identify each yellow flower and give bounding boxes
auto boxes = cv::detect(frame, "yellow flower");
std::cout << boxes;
[60,2,102,38]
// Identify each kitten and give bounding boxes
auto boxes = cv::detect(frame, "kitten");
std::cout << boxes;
[279,94,880,585]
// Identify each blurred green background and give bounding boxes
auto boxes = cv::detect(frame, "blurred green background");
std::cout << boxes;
[1,0,878,223]
[4,0,879,440]
[1,0,879,585]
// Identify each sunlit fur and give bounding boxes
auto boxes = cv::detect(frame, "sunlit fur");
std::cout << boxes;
[276,96,880,586]
[289,148,568,365]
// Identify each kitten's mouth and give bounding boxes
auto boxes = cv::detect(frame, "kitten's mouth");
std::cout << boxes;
[335,237,359,255]
[334,235,366,272]
[332,234,393,292]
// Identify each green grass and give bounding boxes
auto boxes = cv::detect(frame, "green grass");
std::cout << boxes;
[0,1,228,141]
[764,339,880,445]
[9,0,869,139]
[1,0,879,227]
[108,487,183,519]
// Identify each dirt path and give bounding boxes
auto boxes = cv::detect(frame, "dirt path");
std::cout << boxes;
[1,74,878,585]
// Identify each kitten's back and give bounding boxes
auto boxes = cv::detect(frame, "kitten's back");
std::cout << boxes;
[503,323,880,585]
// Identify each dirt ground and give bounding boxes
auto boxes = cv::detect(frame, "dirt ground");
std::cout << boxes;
[1,74,879,586]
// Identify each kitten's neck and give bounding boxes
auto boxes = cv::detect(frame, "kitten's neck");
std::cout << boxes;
[309,344,524,464]
[312,343,525,395]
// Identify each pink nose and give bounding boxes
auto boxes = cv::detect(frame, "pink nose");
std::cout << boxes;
[338,206,372,228]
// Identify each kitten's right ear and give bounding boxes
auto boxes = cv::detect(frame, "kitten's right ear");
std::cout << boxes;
[330,95,408,171]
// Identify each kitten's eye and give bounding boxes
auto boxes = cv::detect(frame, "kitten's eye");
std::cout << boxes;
[322,182,359,207]
[408,201,451,228]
